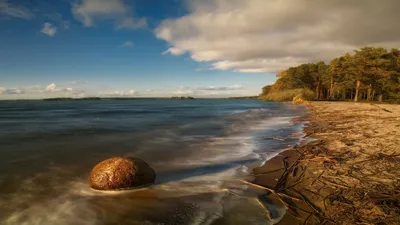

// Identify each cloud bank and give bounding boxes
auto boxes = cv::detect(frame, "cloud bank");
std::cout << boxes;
[98,89,137,97]
[155,0,400,73]
[0,87,24,95]
[0,83,84,98]
[173,84,244,96]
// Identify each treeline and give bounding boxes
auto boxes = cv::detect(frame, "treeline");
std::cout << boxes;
[260,47,400,103]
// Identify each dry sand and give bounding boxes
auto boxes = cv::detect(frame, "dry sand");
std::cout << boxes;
[251,102,400,225]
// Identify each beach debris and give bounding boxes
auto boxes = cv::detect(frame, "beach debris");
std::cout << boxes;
[370,103,393,113]
[89,157,156,190]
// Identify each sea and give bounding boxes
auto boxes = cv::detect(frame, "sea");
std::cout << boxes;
[0,99,308,225]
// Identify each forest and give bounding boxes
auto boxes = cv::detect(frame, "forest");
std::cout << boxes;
[260,47,400,103]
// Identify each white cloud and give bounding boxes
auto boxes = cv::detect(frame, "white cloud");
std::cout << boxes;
[99,89,137,96]
[121,41,133,47]
[63,87,73,92]
[44,13,71,30]
[197,84,243,91]
[0,87,24,95]
[162,47,185,56]
[44,83,76,93]
[65,80,89,85]
[0,83,83,98]
[173,84,245,96]
[26,85,44,92]
[173,87,194,95]
[41,23,57,37]
[155,0,400,73]
[46,83,57,92]
[116,17,147,30]
[72,0,147,30]
[0,0,34,19]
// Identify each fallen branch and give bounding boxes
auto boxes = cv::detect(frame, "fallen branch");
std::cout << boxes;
[320,177,351,189]
[299,157,336,163]
[371,103,393,113]
[240,180,303,202]
[310,170,325,186]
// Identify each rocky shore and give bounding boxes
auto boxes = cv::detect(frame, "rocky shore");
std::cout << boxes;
[250,102,400,224]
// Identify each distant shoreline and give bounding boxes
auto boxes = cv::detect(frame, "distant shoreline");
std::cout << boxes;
[42,97,196,101]
[0,96,259,101]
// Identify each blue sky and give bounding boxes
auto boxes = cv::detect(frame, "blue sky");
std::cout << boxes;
[1,0,397,99]
[0,0,276,99]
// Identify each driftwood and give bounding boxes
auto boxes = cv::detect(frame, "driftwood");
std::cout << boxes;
[241,152,330,224]
[370,103,393,113]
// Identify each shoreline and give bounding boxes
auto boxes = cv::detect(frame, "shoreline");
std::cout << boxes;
[250,101,400,224]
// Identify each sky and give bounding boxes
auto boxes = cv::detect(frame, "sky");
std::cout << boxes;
[0,0,399,99]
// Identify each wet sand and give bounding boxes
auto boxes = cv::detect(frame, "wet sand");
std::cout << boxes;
[252,102,400,225]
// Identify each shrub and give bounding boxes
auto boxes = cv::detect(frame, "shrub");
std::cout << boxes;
[260,88,315,102]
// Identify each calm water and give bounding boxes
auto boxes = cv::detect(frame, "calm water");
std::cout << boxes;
[0,100,307,225]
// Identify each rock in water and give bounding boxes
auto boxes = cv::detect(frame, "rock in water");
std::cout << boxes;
[89,157,156,190]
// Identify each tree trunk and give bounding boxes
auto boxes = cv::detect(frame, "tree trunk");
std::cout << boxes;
[351,88,354,100]
[315,82,320,99]
[378,94,383,102]
[354,80,361,102]
[320,87,324,99]
[329,75,334,99]
[327,88,330,99]
[371,89,376,101]
[367,84,372,101]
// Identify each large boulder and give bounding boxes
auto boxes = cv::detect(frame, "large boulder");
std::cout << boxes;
[89,157,156,190]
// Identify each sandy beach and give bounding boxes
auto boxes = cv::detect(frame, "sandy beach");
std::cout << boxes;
[252,102,400,225]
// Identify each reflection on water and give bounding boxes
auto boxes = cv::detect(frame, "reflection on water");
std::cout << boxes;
[0,100,307,224]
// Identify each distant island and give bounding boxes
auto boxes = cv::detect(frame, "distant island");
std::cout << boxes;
[43,97,102,101]
[168,96,194,100]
